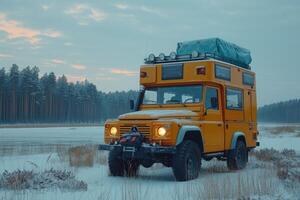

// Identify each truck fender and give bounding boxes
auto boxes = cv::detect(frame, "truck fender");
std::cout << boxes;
[176,126,204,148]
[230,131,246,150]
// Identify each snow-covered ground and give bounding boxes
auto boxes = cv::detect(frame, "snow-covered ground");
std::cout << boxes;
[0,124,299,199]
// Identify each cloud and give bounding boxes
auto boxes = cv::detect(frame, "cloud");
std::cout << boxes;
[51,59,65,65]
[89,9,106,21]
[114,3,129,10]
[111,69,137,76]
[65,75,86,83]
[139,6,163,16]
[0,53,13,59]
[71,64,87,70]
[114,3,165,17]
[0,13,62,45]
[65,4,106,25]
[95,76,115,81]
[64,42,73,46]
[43,29,62,38]
[41,5,50,11]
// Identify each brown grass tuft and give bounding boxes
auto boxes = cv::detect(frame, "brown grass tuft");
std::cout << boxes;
[68,145,96,167]
[172,169,278,200]
[262,126,300,135]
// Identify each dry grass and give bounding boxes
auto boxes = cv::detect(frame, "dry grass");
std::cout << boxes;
[0,144,72,157]
[121,180,150,200]
[56,145,108,167]
[0,123,103,129]
[68,145,96,167]
[262,126,300,135]
[0,143,107,168]
[0,169,87,191]
[171,169,279,200]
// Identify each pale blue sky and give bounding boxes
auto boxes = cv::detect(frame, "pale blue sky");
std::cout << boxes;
[0,0,299,106]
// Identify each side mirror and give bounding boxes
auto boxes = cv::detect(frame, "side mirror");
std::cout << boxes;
[129,99,135,110]
[210,97,218,109]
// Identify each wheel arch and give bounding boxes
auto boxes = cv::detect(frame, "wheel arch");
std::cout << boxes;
[230,131,246,150]
[176,125,204,152]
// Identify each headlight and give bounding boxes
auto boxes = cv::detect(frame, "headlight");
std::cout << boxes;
[110,127,117,135]
[157,127,167,137]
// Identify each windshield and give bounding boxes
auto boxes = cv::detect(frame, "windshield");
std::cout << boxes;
[142,85,203,105]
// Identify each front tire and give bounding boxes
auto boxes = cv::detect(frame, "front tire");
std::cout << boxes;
[227,139,248,170]
[172,140,202,181]
[108,148,124,176]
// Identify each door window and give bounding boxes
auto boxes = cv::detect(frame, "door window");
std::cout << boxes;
[205,87,219,110]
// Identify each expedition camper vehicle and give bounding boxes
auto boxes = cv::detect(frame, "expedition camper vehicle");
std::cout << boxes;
[99,38,259,181]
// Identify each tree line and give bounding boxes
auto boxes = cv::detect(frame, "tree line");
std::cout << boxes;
[258,99,300,123]
[0,64,138,123]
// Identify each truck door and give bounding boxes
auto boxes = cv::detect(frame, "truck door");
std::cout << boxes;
[202,86,225,152]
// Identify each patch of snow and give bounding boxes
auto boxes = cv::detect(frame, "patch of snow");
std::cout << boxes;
[0,124,299,199]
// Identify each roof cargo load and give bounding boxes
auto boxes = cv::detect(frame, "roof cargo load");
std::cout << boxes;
[177,38,252,69]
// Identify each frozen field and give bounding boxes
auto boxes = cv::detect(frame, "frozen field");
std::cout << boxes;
[0,124,299,200]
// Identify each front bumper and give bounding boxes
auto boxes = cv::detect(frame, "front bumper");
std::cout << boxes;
[99,143,176,159]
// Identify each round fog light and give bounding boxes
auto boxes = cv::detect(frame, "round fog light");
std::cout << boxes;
[192,51,199,58]
[158,127,167,137]
[159,53,165,61]
[170,52,176,60]
[110,127,117,135]
[148,53,155,62]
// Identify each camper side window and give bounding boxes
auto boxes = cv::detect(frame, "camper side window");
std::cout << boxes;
[226,88,243,110]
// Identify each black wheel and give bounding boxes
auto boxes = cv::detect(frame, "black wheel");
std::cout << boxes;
[124,160,140,177]
[108,148,124,176]
[172,140,202,181]
[227,139,248,170]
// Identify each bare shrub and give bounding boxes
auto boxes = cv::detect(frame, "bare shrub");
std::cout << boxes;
[252,148,300,190]
[250,148,279,162]
[0,169,87,191]
[277,168,289,180]
[0,170,33,190]
[69,145,96,167]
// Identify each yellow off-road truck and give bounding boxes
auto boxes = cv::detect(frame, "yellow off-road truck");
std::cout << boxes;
[99,38,259,181]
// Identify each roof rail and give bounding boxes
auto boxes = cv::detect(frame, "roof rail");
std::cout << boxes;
[144,53,251,70]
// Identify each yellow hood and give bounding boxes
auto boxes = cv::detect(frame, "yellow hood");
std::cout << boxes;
[118,109,197,120]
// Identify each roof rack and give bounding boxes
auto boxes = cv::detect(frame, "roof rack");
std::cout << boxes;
[144,53,251,70]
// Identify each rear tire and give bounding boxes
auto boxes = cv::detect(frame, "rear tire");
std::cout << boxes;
[172,140,202,181]
[108,148,124,176]
[227,139,248,170]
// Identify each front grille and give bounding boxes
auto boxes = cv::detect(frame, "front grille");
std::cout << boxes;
[120,125,151,139]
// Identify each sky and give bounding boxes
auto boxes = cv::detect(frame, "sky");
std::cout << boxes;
[0,0,299,106]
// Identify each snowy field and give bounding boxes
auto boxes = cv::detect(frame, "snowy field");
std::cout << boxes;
[0,124,299,200]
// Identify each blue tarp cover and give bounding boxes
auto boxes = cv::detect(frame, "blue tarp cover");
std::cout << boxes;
[176,38,252,68]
